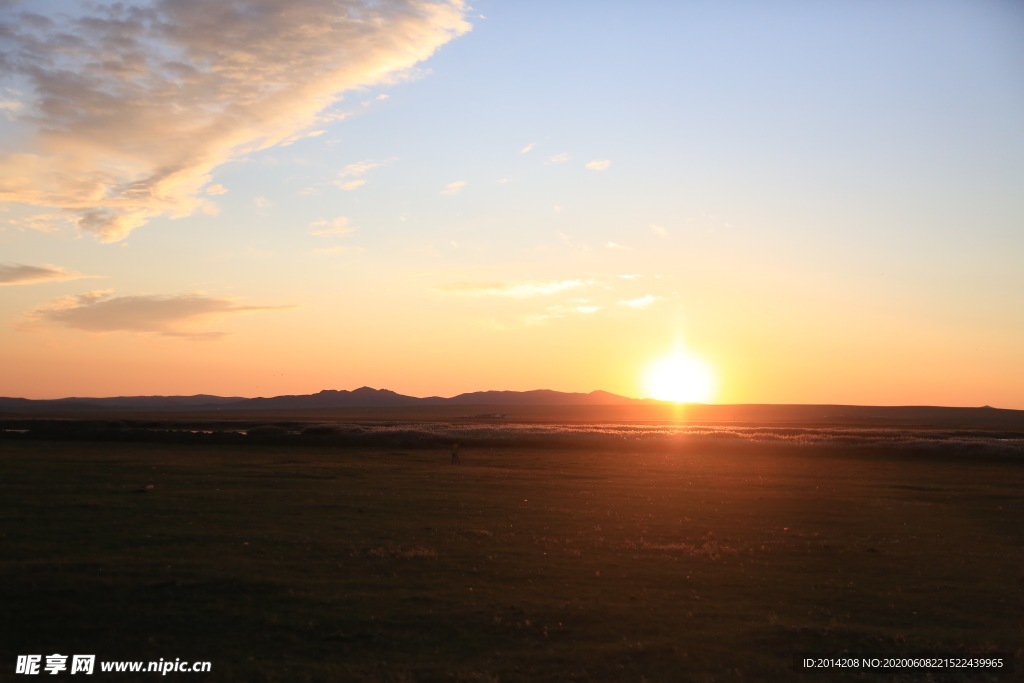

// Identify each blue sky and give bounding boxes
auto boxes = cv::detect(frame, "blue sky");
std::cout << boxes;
[2,0,1022,405]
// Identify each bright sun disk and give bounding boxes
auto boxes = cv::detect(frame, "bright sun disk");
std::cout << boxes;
[644,352,716,404]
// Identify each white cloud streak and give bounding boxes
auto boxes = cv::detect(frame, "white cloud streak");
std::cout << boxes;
[312,245,366,255]
[338,159,391,178]
[438,279,587,298]
[5,211,77,233]
[585,159,611,171]
[0,1,471,241]
[522,301,601,326]
[441,180,466,195]
[336,179,367,192]
[333,158,393,191]
[309,216,354,236]
[621,294,661,309]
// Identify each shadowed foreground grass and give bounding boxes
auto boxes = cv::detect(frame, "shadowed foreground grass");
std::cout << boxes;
[1,439,1021,681]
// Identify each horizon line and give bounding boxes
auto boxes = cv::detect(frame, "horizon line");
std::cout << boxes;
[0,386,1014,411]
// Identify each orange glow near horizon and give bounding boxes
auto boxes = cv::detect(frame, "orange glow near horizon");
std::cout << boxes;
[643,349,717,404]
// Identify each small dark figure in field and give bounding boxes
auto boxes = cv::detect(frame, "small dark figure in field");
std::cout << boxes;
[450,443,460,465]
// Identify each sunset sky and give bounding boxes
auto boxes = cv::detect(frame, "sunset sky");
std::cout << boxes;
[2,0,1022,407]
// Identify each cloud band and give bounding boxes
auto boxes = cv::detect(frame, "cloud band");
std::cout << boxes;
[0,0,471,241]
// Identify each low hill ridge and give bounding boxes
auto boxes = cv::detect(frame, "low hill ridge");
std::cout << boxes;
[3,390,1023,429]
[0,387,643,411]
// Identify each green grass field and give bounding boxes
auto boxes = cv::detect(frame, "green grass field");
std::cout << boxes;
[2,436,1021,681]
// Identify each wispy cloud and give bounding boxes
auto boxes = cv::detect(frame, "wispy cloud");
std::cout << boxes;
[547,152,571,164]
[5,212,77,233]
[280,129,326,147]
[339,159,391,178]
[441,180,466,196]
[337,179,366,192]
[605,241,630,250]
[585,159,611,171]
[621,294,661,309]
[523,301,602,326]
[333,158,393,191]
[0,90,23,119]
[0,2,471,241]
[29,291,291,337]
[651,224,669,237]
[569,297,602,314]
[312,245,366,256]
[309,216,355,236]
[438,279,587,298]
[0,263,97,286]
[520,142,536,154]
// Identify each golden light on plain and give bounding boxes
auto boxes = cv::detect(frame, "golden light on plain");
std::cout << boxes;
[644,350,717,404]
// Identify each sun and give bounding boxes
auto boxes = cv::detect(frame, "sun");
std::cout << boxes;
[644,351,717,404]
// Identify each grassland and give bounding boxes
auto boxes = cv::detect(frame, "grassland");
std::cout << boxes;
[1,429,1022,681]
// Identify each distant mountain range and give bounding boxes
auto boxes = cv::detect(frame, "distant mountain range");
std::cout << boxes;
[2,388,1022,429]
[0,387,652,411]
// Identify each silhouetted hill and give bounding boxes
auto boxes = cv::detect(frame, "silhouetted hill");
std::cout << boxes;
[0,394,243,411]
[237,387,432,409]
[223,387,644,409]
[2,389,638,411]
[2,389,1023,430]
[446,389,649,406]
[0,387,647,413]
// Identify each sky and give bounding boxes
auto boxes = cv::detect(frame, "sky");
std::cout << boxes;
[1,0,1022,407]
